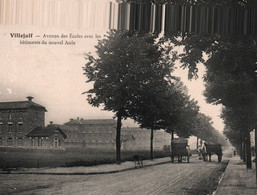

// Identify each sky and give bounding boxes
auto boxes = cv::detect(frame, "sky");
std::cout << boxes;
[0,0,224,133]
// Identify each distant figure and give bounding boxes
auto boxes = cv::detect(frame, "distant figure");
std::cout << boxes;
[234,150,236,156]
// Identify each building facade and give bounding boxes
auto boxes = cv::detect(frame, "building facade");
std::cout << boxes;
[27,126,67,149]
[63,118,116,149]
[0,96,46,147]
[121,127,171,150]
[61,119,171,150]
[0,98,171,151]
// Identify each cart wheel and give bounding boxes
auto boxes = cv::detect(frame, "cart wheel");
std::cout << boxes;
[178,156,181,163]
[218,154,222,162]
[171,156,174,163]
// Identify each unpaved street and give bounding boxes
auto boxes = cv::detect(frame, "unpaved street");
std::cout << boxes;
[0,157,228,195]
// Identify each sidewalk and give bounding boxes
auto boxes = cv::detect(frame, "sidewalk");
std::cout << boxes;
[214,156,257,195]
[0,157,171,175]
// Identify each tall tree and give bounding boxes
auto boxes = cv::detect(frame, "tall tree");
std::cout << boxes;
[164,81,199,163]
[129,79,199,160]
[128,82,173,160]
[221,106,250,160]
[164,81,199,139]
[83,30,174,164]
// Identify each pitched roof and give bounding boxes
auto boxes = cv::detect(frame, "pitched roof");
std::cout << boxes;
[65,119,116,125]
[27,126,67,138]
[172,138,188,144]
[48,124,79,132]
[121,127,148,132]
[0,101,47,111]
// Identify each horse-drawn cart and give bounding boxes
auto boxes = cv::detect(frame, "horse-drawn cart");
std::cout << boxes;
[201,143,222,162]
[171,138,190,163]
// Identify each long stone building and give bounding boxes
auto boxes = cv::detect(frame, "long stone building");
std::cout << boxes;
[56,119,171,150]
[61,118,117,149]
[0,97,171,150]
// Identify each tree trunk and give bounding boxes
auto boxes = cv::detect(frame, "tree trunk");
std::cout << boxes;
[242,131,246,162]
[245,129,252,169]
[171,130,174,163]
[116,113,122,165]
[255,122,257,182]
[240,129,243,159]
[196,137,199,150]
[150,128,154,160]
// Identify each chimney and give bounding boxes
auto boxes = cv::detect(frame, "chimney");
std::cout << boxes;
[26,96,34,101]
[77,117,79,120]
[49,121,53,125]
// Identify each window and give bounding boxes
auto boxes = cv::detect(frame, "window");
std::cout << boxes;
[19,112,23,120]
[0,138,3,146]
[7,138,13,146]
[8,123,12,133]
[0,123,2,133]
[54,138,58,148]
[8,111,11,120]
[18,123,23,133]
[37,137,42,146]
[17,138,23,146]
[32,138,36,147]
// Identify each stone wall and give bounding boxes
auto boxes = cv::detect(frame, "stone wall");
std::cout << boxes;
[0,108,45,147]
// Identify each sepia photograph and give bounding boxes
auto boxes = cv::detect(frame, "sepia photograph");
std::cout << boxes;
[0,0,256,194]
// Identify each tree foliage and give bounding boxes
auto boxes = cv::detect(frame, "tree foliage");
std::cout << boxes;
[172,33,257,142]
[164,0,257,168]
[84,30,173,116]
[194,113,228,146]
[84,0,257,165]
[83,30,175,163]
[162,81,199,138]
[118,0,256,6]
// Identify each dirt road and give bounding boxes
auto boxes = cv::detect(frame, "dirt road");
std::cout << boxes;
[0,157,228,195]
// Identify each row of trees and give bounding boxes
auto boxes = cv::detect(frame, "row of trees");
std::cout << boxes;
[160,0,257,170]
[193,113,228,146]
[83,29,227,164]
